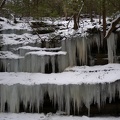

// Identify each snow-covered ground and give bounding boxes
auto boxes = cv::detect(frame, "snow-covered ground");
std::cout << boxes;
[0,63,120,85]
[0,113,120,120]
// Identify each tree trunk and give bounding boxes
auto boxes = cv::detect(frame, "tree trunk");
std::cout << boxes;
[102,0,106,37]
[73,13,78,30]
[99,0,102,24]
[77,1,84,27]
[63,4,68,21]
[90,0,94,22]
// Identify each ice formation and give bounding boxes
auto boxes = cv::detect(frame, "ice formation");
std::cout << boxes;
[0,81,119,115]
[0,51,67,73]
[61,34,101,66]
[0,32,118,73]
[107,33,117,63]
[0,17,120,117]
[24,51,67,73]
[0,51,24,72]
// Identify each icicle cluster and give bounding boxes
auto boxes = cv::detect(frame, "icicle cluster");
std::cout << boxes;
[0,81,119,114]
[0,32,118,73]
[0,58,24,72]
[0,51,67,73]
[24,51,68,73]
[61,34,101,66]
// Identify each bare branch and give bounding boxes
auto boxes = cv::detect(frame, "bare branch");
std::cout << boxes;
[67,15,74,29]
[77,1,84,26]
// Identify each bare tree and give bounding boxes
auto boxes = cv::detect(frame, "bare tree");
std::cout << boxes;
[66,0,84,30]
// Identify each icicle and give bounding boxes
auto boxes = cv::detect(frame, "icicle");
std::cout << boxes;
[92,34,101,52]
[9,85,19,112]
[51,56,55,73]
[76,36,87,65]
[64,85,70,115]
[107,33,116,63]
[41,56,46,73]
[62,37,76,66]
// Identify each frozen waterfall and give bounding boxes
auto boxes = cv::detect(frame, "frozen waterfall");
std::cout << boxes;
[0,51,67,73]
[61,34,101,66]
[0,81,119,115]
[0,32,119,73]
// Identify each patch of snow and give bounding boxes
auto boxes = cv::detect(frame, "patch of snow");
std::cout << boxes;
[1,34,38,46]
[18,46,61,51]
[0,113,120,120]
[0,51,23,59]
[1,20,31,30]
[26,51,67,56]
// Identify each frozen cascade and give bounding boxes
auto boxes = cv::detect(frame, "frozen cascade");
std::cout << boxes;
[0,81,120,114]
[0,51,68,73]
[61,34,101,66]
[107,33,117,63]
[1,32,119,73]
[24,51,68,73]
[76,37,88,65]
[0,51,24,72]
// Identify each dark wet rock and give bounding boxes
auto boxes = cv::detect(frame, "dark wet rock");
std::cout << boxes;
[87,27,100,34]
[0,24,2,29]
[0,18,4,21]
[30,21,63,34]
[0,29,31,35]
[32,27,55,34]
[31,21,49,28]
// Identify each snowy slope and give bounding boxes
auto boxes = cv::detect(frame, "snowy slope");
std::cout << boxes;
[0,17,101,46]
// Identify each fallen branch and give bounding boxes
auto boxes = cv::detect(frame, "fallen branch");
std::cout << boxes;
[67,15,73,29]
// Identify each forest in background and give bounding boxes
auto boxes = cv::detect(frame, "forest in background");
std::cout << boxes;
[1,0,119,19]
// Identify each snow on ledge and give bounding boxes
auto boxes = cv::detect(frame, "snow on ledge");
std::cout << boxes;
[0,64,120,85]
[26,51,67,56]
[18,46,61,51]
